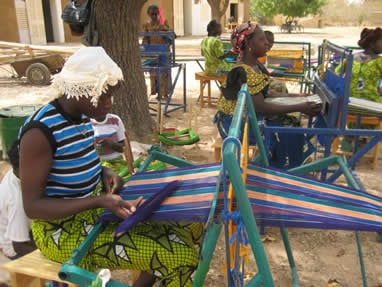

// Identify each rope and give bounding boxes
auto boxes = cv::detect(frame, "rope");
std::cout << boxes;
[221,133,250,285]
[221,210,248,245]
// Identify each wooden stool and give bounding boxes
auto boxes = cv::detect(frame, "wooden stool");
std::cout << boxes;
[195,72,226,107]
[331,114,382,169]
[0,250,77,287]
[214,136,257,162]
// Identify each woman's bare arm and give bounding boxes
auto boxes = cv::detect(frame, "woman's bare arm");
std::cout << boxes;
[251,93,322,116]
[20,128,139,220]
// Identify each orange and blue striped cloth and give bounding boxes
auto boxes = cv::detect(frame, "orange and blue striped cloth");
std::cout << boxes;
[99,163,382,232]
[246,163,382,232]
[99,163,222,223]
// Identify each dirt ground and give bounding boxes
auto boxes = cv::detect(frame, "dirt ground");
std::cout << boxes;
[0,26,381,287]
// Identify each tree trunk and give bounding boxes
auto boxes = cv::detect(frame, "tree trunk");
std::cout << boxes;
[207,0,230,22]
[94,0,154,143]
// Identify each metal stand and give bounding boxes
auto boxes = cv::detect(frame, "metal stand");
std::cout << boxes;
[139,32,186,116]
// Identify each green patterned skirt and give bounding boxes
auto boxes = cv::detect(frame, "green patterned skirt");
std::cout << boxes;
[31,185,204,287]
[100,155,127,174]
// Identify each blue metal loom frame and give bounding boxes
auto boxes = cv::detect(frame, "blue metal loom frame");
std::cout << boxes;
[139,31,186,115]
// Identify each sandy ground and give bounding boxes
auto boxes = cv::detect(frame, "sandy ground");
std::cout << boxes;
[0,26,381,286]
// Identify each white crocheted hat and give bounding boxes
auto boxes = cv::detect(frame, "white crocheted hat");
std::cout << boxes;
[52,46,123,106]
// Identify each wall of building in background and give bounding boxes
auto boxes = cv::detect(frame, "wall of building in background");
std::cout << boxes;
[0,0,67,44]
[182,0,249,36]
[15,0,31,43]
[0,0,20,42]
[0,0,250,44]
[25,0,46,44]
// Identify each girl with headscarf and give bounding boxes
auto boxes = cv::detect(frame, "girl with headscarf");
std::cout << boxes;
[214,22,322,168]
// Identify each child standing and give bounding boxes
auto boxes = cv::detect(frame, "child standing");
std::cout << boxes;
[90,113,134,175]
[142,4,172,99]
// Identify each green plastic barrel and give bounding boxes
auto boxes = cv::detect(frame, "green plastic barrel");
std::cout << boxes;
[0,104,42,159]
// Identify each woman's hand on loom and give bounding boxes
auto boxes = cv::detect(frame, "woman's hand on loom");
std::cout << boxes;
[102,167,124,194]
[103,194,144,219]
[302,101,322,116]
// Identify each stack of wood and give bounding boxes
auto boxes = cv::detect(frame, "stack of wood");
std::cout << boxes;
[0,41,78,65]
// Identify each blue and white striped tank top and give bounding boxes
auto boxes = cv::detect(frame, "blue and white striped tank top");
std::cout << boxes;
[20,100,102,198]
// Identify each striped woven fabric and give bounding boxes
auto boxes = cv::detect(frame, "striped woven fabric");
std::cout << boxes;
[99,163,222,223]
[246,163,382,232]
[99,162,382,232]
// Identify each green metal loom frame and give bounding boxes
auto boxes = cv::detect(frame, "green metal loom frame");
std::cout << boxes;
[221,84,371,287]
[58,82,375,286]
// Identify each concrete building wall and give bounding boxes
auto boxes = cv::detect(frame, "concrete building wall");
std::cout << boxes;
[50,0,65,43]
[26,0,46,44]
[183,0,192,35]
[191,1,211,36]
[15,0,31,43]
[184,0,249,36]
[173,1,184,36]
[0,0,20,42]
[0,0,250,45]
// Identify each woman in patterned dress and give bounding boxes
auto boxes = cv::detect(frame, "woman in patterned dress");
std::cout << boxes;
[18,47,202,287]
[214,23,322,168]
[348,27,382,102]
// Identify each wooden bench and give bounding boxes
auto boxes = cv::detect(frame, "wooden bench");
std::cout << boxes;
[214,135,257,162]
[0,250,77,287]
[195,72,226,107]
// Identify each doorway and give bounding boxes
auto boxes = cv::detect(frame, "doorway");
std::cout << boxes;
[229,3,238,23]
[42,0,54,42]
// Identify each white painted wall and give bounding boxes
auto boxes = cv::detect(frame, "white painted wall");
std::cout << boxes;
[15,0,31,43]
[25,0,46,44]
[191,1,210,36]
[183,0,192,35]
[49,0,65,43]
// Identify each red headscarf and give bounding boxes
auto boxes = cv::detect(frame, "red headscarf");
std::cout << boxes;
[230,22,258,54]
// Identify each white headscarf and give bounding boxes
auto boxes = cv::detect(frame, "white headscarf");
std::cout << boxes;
[52,46,123,106]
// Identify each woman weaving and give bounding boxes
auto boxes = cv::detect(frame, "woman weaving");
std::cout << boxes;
[18,47,202,287]
[214,22,322,168]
